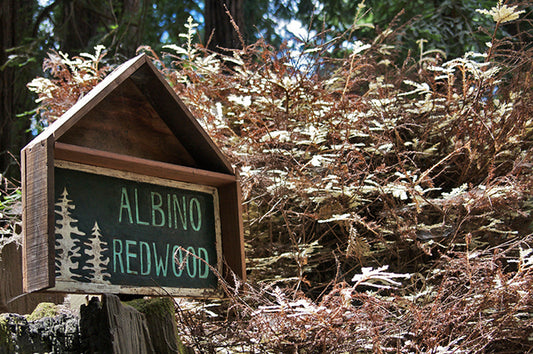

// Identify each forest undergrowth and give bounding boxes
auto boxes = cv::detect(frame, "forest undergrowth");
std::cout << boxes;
[2,1,532,352]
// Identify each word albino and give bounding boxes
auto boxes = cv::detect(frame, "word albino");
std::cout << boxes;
[114,187,212,280]
[112,239,210,279]
[118,187,203,231]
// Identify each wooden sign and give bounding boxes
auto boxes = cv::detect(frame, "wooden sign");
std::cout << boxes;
[52,161,222,296]
[22,54,245,297]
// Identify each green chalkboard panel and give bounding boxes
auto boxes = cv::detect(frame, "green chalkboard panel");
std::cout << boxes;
[51,161,221,296]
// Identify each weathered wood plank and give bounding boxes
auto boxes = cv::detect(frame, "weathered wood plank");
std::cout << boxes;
[47,54,149,142]
[22,135,55,292]
[218,175,246,281]
[0,242,64,314]
[130,60,235,175]
[55,142,236,187]
[80,294,155,353]
[57,78,197,167]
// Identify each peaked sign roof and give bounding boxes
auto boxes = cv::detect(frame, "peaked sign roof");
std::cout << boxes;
[29,53,234,175]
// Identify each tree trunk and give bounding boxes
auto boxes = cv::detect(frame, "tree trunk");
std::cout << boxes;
[57,0,147,58]
[204,0,244,53]
[0,0,34,177]
[57,0,100,54]
[116,0,146,57]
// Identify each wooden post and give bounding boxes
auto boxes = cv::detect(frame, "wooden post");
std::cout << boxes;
[80,294,154,353]
[80,294,191,353]
[126,297,192,354]
[0,242,63,314]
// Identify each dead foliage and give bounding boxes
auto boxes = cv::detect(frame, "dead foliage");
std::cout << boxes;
[173,236,533,353]
[0,174,22,254]
[26,45,111,125]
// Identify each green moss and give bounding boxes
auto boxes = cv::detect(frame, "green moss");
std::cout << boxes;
[126,297,174,319]
[0,314,15,353]
[26,302,59,322]
[125,297,191,354]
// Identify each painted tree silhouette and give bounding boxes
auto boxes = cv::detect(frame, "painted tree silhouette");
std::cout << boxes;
[54,187,86,280]
[86,221,111,284]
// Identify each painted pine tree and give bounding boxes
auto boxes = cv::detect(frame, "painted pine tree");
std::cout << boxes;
[87,221,112,284]
[70,230,95,283]
[54,187,86,279]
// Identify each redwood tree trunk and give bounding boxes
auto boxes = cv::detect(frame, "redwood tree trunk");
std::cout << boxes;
[204,0,244,53]
[117,0,145,57]
[0,0,34,177]
[58,0,100,54]
[57,0,147,58]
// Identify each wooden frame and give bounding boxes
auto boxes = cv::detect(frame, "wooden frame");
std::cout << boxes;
[22,135,55,292]
[54,143,235,187]
[53,142,246,285]
[50,160,223,297]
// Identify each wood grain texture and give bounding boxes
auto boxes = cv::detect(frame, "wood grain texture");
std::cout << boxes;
[130,60,235,174]
[104,295,155,354]
[48,54,149,142]
[0,243,64,314]
[218,176,246,281]
[22,135,55,292]
[55,142,235,187]
[80,294,155,353]
[57,78,197,167]
[126,297,191,354]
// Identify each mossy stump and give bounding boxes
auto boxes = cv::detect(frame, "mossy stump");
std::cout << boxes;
[80,294,192,353]
[126,297,192,354]
[1,294,192,353]
[0,305,80,353]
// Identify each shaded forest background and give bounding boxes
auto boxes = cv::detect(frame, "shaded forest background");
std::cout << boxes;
[1,0,533,352]
[3,0,528,177]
